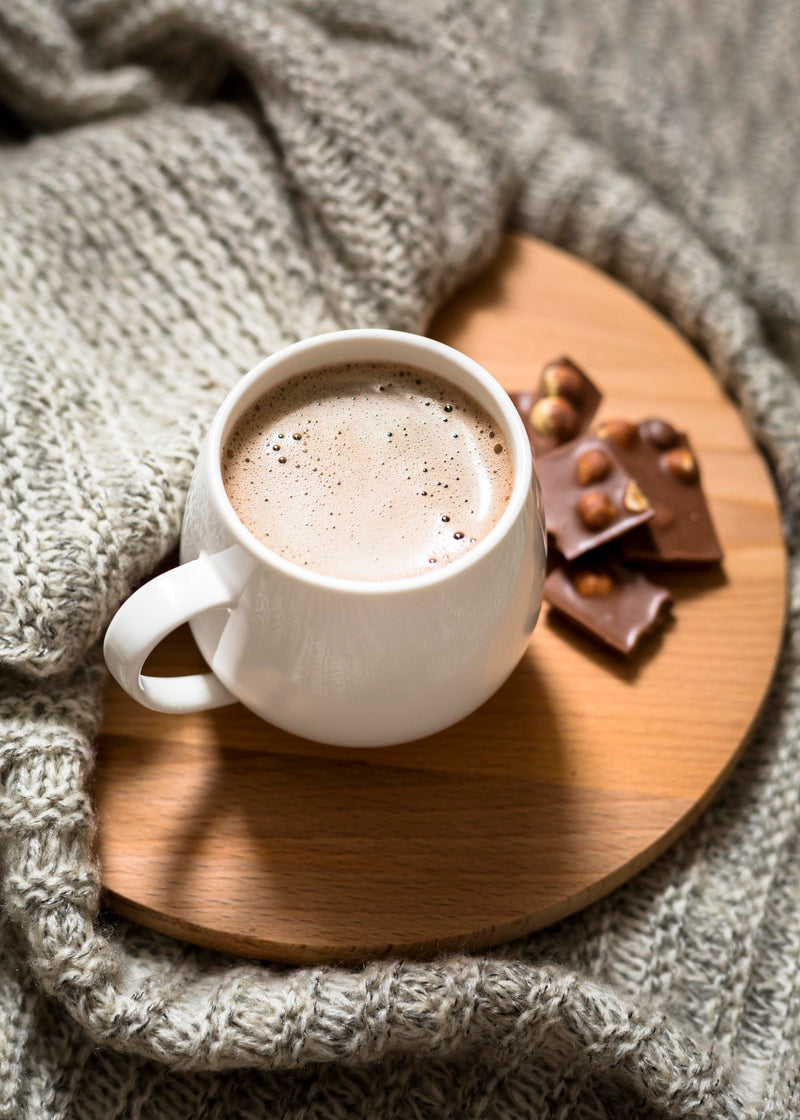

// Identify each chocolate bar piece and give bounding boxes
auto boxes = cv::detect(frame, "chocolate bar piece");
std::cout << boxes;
[544,557,673,656]
[597,418,724,564]
[535,433,654,561]
[511,357,602,458]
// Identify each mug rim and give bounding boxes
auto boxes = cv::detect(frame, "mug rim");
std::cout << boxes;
[205,329,535,595]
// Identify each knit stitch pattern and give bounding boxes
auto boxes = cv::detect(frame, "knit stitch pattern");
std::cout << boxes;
[1,1,800,1117]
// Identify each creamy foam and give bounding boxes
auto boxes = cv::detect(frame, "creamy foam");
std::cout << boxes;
[222,360,514,580]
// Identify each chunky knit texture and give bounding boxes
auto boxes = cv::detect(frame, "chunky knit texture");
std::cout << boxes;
[1,1,799,1117]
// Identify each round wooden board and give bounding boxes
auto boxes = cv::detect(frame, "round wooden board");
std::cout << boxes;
[94,235,787,964]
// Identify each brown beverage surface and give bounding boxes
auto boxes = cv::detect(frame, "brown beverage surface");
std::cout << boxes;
[222,361,514,580]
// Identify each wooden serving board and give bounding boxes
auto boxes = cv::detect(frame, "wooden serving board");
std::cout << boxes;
[94,236,787,963]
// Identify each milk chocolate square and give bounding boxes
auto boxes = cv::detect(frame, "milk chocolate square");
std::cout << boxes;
[544,558,673,656]
[597,418,724,564]
[535,433,654,561]
[511,357,602,458]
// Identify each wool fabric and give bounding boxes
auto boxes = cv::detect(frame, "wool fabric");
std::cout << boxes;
[1,2,799,1117]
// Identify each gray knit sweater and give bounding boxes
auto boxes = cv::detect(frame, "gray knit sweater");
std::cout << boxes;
[1,2,798,1117]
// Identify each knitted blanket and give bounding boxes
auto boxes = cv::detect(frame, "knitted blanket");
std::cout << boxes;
[1,2,798,1116]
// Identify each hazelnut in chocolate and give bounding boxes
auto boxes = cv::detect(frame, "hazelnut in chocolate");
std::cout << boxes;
[511,356,602,458]
[544,558,673,656]
[598,418,724,565]
[535,433,654,561]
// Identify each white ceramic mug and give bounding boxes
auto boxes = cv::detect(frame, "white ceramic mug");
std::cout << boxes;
[103,329,547,747]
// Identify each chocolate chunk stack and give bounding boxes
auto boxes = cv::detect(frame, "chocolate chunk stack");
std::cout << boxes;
[511,358,724,656]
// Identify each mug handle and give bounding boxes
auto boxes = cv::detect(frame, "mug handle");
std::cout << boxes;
[103,552,242,713]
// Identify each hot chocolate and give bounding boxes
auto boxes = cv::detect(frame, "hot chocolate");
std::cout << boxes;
[222,360,513,580]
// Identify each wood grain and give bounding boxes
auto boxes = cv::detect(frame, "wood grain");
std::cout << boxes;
[94,235,787,963]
